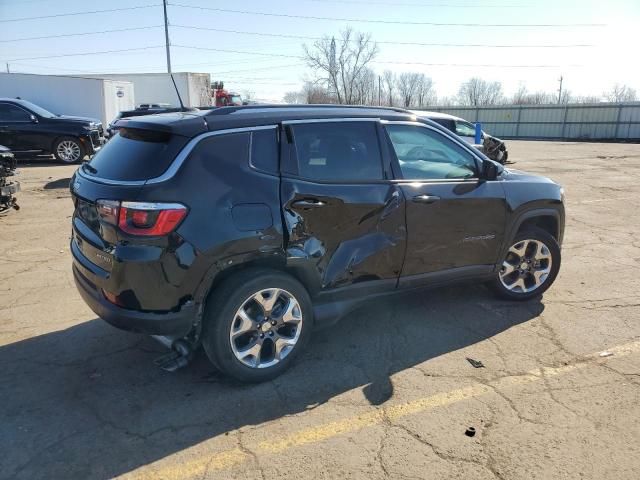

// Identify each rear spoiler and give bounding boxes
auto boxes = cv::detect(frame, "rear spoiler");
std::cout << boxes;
[112,113,208,137]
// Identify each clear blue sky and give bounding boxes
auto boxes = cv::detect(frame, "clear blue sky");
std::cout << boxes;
[1,0,638,102]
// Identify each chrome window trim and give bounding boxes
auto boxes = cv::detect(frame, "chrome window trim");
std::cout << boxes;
[76,124,278,186]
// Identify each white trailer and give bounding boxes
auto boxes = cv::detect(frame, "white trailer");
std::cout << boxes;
[87,72,212,109]
[0,72,134,126]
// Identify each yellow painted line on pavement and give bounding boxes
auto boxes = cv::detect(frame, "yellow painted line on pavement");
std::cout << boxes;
[125,339,640,480]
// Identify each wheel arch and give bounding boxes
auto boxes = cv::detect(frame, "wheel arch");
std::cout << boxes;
[194,255,318,314]
[499,208,564,266]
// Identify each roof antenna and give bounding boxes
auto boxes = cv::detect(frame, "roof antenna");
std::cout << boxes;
[162,0,186,111]
[170,73,186,111]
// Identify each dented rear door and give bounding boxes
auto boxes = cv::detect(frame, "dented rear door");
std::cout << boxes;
[280,119,406,296]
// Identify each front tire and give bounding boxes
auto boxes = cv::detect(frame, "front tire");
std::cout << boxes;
[54,136,85,164]
[491,227,561,301]
[202,268,313,382]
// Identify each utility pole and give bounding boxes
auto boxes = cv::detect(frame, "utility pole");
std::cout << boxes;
[329,37,336,100]
[162,0,172,73]
[557,75,563,104]
[5,63,9,73]
[378,75,382,106]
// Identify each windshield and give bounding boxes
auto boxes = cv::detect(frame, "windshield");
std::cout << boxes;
[17,100,56,118]
[231,95,243,105]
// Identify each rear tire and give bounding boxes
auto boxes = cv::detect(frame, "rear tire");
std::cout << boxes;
[491,227,561,301]
[54,136,85,164]
[202,268,313,382]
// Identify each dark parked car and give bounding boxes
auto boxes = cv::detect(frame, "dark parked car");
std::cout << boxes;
[0,98,104,163]
[412,110,509,164]
[70,105,564,382]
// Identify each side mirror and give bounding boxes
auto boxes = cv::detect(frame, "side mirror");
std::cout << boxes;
[482,159,503,181]
[30,114,38,123]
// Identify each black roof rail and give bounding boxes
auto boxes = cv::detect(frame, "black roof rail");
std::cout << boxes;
[203,104,414,116]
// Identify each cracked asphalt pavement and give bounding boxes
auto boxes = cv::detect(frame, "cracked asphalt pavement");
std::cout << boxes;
[1,141,640,480]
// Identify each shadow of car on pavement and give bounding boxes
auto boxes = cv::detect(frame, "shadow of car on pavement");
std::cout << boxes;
[0,284,544,479]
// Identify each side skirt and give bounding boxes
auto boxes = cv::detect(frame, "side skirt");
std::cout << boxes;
[312,265,495,329]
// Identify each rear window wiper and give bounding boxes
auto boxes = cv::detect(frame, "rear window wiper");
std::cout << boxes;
[83,163,97,174]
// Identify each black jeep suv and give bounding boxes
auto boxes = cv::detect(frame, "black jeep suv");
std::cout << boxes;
[0,98,104,163]
[70,105,564,382]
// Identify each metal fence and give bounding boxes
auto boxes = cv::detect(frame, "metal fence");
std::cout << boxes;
[425,102,640,141]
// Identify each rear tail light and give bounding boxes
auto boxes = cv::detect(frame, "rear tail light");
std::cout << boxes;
[96,200,187,236]
[96,199,119,225]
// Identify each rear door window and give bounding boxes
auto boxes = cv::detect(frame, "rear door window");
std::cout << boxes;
[290,121,383,182]
[0,103,31,122]
[85,128,188,181]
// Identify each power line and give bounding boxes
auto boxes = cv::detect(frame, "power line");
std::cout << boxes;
[212,63,305,75]
[172,44,583,68]
[372,60,580,68]
[307,0,532,7]
[0,4,160,23]
[172,24,594,48]
[168,3,605,27]
[7,46,166,62]
[0,25,163,43]
[173,44,303,59]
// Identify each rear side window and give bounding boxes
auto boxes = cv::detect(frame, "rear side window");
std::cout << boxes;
[291,122,383,182]
[250,128,278,174]
[86,128,188,181]
[430,118,455,133]
[0,103,31,122]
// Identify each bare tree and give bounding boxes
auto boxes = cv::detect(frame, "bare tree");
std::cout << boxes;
[415,74,435,108]
[301,82,334,104]
[397,72,422,107]
[352,67,377,105]
[511,85,528,105]
[283,91,303,104]
[512,86,557,105]
[605,84,637,102]
[559,89,572,104]
[303,28,379,105]
[382,70,396,106]
[457,77,503,106]
[573,95,602,104]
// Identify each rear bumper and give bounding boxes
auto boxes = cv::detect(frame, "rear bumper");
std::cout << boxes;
[72,247,196,337]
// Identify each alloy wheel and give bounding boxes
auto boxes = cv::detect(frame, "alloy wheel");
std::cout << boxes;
[499,239,553,293]
[56,140,81,162]
[229,288,303,369]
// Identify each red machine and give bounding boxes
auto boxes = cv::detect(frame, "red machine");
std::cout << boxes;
[212,81,243,107]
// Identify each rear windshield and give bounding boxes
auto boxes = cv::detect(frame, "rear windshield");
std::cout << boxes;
[85,128,188,181]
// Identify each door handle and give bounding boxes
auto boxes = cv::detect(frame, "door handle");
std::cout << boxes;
[292,199,326,208]
[412,195,440,204]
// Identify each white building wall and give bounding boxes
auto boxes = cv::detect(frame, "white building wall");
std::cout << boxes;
[87,73,211,108]
[0,72,134,126]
